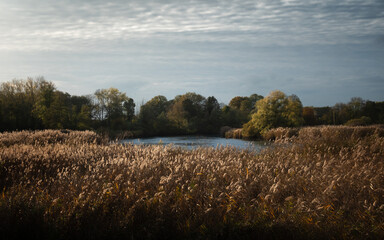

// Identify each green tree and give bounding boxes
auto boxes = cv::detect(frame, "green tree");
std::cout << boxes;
[33,79,57,128]
[167,92,205,134]
[139,95,171,135]
[93,88,132,130]
[333,103,350,124]
[249,94,264,113]
[123,98,135,121]
[285,94,304,127]
[76,105,93,130]
[313,107,333,125]
[0,77,94,131]
[363,101,384,124]
[243,90,304,138]
[221,105,239,127]
[47,91,72,129]
[303,107,316,125]
[202,96,221,133]
[224,94,264,127]
[229,96,248,110]
[0,78,42,130]
[70,95,93,129]
[347,97,365,119]
[94,89,108,122]
[35,90,85,129]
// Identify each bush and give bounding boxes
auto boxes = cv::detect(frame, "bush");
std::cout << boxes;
[220,126,232,137]
[262,127,299,141]
[345,116,372,126]
[224,128,243,139]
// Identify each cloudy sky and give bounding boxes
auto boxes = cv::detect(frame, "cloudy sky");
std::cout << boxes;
[0,0,383,106]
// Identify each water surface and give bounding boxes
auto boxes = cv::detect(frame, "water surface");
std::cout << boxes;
[121,135,268,151]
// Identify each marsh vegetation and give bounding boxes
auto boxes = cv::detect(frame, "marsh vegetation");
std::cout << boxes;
[1,126,383,239]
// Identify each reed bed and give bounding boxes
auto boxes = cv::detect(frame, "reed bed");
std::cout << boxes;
[224,128,243,139]
[0,127,383,239]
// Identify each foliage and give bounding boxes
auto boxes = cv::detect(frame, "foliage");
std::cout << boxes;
[0,77,94,131]
[312,98,384,126]
[201,96,222,133]
[0,128,383,239]
[1,77,384,137]
[243,91,304,138]
[222,94,264,128]
[93,88,134,130]
[166,92,206,134]
[138,95,173,136]
[0,77,46,131]
[345,116,372,126]
[302,107,316,126]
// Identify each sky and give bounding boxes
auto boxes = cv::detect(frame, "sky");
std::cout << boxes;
[0,0,383,107]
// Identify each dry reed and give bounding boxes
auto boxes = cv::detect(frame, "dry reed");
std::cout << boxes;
[0,127,383,239]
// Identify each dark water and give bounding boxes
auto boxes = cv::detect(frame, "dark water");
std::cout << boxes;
[121,135,268,151]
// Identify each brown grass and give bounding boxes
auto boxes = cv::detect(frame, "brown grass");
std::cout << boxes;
[224,128,243,139]
[0,127,383,239]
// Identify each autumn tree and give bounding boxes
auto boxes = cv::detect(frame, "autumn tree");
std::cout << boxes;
[243,90,304,138]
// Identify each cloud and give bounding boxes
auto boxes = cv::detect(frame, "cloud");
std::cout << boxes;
[1,0,383,107]
[1,0,383,51]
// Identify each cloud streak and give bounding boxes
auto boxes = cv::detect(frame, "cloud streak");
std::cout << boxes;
[1,0,383,51]
[0,0,383,106]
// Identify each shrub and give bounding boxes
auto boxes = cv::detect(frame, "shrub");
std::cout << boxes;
[224,128,243,139]
[345,116,372,126]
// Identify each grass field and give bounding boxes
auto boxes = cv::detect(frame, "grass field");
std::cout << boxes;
[0,127,383,239]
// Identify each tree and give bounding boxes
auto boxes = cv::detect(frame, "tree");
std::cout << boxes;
[249,94,264,113]
[123,98,135,121]
[221,105,238,127]
[33,79,57,128]
[333,103,350,124]
[229,96,248,110]
[202,96,221,133]
[303,107,316,125]
[243,90,304,138]
[94,89,108,121]
[139,95,171,135]
[348,97,365,119]
[93,88,132,130]
[224,94,264,127]
[285,94,304,127]
[0,77,95,131]
[167,92,205,134]
[0,78,44,130]
[313,107,333,125]
[46,91,72,129]
[363,101,384,124]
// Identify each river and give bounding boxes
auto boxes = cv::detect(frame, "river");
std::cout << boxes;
[120,135,268,151]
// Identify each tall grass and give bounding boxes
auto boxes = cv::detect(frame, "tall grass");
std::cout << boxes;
[0,127,383,239]
[224,128,243,139]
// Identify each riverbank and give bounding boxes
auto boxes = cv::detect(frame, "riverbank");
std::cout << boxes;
[0,128,383,239]
[222,124,384,141]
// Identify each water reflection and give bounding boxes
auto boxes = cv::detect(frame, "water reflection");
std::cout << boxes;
[121,135,268,151]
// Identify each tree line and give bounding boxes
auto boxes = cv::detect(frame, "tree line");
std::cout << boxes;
[1,77,383,138]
